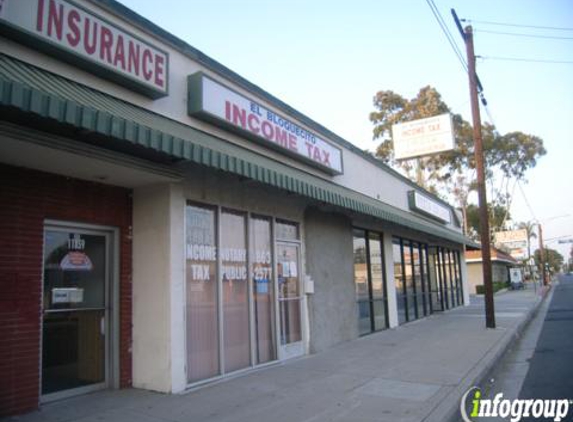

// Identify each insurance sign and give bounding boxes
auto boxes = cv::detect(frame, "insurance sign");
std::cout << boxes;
[0,0,169,98]
[188,72,343,174]
[392,113,454,160]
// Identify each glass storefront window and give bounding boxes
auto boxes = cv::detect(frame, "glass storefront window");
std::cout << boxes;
[424,246,464,312]
[250,216,275,364]
[454,251,463,305]
[403,240,416,321]
[277,243,302,344]
[221,210,250,373]
[369,233,384,300]
[412,242,424,319]
[353,230,369,301]
[420,245,431,315]
[447,250,456,308]
[354,230,387,334]
[393,238,406,325]
[392,237,466,324]
[276,220,299,241]
[186,204,219,383]
[369,233,387,331]
[186,204,304,383]
[353,230,370,335]
[428,247,442,312]
[437,248,448,310]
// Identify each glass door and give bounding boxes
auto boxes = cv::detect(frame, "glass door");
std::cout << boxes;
[42,226,110,401]
[276,242,303,358]
[354,230,388,335]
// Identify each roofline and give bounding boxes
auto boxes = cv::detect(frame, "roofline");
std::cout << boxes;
[465,258,521,265]
[89,0,458,214]
[0,51,476,248]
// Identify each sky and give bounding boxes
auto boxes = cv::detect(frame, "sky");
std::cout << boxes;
[116,0,573,261]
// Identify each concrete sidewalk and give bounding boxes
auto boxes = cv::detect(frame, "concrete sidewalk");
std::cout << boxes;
[6,285,548,422]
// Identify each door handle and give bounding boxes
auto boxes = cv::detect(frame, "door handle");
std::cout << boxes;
[100,316,105,336]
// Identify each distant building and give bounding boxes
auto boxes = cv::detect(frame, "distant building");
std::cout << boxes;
[465,248,521,294]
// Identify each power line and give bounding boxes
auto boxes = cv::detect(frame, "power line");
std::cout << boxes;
[480,56,573,65]
[500,178,518,230]
[463,19,573,32]
[450,9,485,95]
[518,180,537,223]
[426,6,495,125]
[476,29,573,41]
[482,100,497,127]
[425,0,468,74]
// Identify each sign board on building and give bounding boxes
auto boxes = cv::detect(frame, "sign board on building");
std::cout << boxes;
[391,113,455,160]
[408,190,451,224]
[52,287,84,304]
[60,251,93,271]
[0,0,169,98]
[187,72,343,174]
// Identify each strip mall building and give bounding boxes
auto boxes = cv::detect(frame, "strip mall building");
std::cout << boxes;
[0,0,476,416]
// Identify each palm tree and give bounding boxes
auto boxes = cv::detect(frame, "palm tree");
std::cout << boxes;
[517,221,537,262]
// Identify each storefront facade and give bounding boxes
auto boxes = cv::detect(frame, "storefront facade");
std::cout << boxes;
[0,0,474,416]
[465,248,519,294]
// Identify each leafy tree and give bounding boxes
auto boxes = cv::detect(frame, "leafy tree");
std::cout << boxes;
[533,248,564,274]
[466,202,510,242]
[370,86,546,182]
[369,86,547,235]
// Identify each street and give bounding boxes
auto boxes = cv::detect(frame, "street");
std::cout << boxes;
[478,274,573,422]
[519,274,573,400]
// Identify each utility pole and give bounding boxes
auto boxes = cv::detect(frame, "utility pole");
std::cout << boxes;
[452,10,496,328]
[538,224,547,286]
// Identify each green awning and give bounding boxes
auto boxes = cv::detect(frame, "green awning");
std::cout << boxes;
[0,53,476,247]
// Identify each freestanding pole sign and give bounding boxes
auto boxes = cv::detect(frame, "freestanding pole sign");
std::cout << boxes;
[391,113,455,161]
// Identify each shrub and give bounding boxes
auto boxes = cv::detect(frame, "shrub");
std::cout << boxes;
[475,282,508,295]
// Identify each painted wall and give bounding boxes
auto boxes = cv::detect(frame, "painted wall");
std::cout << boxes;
[180,167,307,224]
[304,207,356,353]
[466,261,511,294]
[334,151,410,211]
[132,183,186,393]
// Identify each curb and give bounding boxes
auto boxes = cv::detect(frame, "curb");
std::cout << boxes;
[423,288,551,422]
